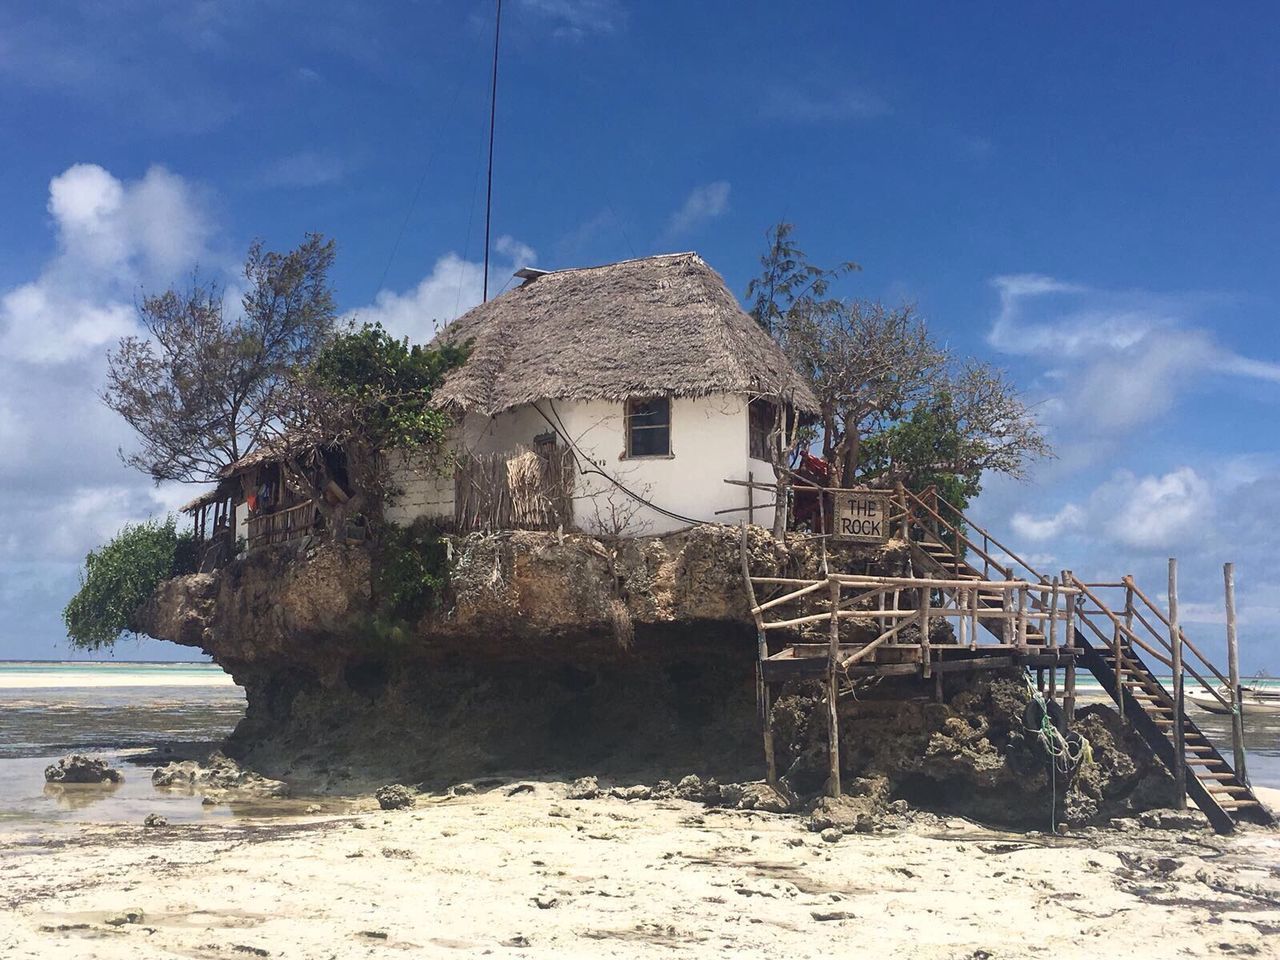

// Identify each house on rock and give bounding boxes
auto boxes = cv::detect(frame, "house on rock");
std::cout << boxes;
[184,251,816,549]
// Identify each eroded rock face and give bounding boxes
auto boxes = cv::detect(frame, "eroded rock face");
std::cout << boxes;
[133,527,1173,828]
[770,674,1178,828]
[44,755,123,784]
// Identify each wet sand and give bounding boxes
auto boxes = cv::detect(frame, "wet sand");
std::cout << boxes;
[2,784,1278,960]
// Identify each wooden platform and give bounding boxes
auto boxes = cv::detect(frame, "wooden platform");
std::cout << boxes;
[761,644,1079,681]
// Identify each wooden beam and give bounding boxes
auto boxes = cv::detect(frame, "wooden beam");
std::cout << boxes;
[826,577,842,798]
[1224,562,1248,786]
[1169,557,1187,811]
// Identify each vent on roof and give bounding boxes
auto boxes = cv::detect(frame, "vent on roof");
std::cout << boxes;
[514,266,551,286]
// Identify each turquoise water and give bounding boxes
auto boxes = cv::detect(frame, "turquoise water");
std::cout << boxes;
[0,662,252,830]
[0,661,244,759]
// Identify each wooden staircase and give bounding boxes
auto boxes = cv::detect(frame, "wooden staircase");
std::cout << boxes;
[898,487,1274,833]
[1073,628,1266,832]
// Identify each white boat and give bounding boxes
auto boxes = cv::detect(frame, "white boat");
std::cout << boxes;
[1188,685,1280,716]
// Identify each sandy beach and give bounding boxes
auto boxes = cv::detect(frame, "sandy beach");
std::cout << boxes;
[3,782,1278,960]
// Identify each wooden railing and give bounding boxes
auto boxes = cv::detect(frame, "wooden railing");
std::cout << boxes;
[749,571,1081,678]
[246,500,320,550]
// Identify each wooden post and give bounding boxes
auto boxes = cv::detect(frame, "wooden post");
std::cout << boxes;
[970,584,980,654]
[747,470,754,527]
[957,586,968,653]
[919,584,932,677]
[1047,579,1059,700]
[1016,585,1028,650]
[1064,660,1075,732]
[1123,579,1135,637]
[1001,588,1012,645]
[1168,558,1187,810]
[827,577,842,798]
[1223,562,1248,785]
[1111,609,1124,721]
[1048,577,1060,649]
[740,523,776,787]
[895,480,909,541]
[1062,572,1076,726]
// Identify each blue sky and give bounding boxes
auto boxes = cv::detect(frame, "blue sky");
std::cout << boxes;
[1,1,1277,668]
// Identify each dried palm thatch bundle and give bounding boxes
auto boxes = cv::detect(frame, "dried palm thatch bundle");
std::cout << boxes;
[506,450,548,522]
[454,446,574,532]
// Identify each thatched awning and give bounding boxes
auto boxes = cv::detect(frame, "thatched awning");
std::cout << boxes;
[215,437,317,480]
[180,478,239,513]
[432,252,819,416]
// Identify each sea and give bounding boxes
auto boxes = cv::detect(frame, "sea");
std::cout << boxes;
[0,661,249,832]
[0,662,1278,832]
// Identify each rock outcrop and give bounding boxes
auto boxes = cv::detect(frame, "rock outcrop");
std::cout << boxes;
[152,752,287,797]
[134,526,1176,828]
[44,755,123,784]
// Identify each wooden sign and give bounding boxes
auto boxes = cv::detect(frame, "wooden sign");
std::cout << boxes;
[832,491,890,542]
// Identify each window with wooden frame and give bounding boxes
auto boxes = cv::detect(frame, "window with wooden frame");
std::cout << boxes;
[624,396,671,458]
[749,398,778,461]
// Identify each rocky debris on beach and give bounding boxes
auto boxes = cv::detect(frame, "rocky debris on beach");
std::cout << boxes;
[152,752,288,798]
[105,908,145,926]
[375,784,416,810]
[143,813,168,828]
[44,754,123,784]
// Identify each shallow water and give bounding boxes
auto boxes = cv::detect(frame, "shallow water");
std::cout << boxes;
[0,662,1276,832]
[0,685,246,759]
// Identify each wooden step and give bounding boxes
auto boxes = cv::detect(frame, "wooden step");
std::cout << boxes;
[1216,800,1261,809]
[1205,784,1252,795]
[1198,773,1241,781]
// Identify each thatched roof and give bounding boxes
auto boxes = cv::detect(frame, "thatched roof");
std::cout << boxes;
[432,252,819,416]
[180,485,229,514]
[214,436,318,480]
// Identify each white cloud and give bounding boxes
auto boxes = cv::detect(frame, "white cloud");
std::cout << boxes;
[987,273,1280,435]
[349,236,536,343]
[1010,503,1084,542]
[1104,467,1211,551]
[260,150,346,188]
[516,0,626,38]
[0,162,222,656]
[664,181,731,239]
[0,164,213,365]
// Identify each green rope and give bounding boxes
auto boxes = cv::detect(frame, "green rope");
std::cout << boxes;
[1024,674,1092,831]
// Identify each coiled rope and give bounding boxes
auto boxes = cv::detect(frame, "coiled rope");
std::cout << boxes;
[1023,674,1092,831]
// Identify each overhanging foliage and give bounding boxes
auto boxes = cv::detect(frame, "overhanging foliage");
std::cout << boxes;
[62,517,196,650]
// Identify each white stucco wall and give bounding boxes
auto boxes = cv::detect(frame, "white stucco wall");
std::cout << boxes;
[383,393,777,534]
[553,395,772,535]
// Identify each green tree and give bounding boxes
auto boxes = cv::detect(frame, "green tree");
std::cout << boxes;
[104,234,338,483]
[296,321,469,530]
[308,321,468,452]
[62,518,195,650]
[747,222,1051,501]
[745,222,859,337]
